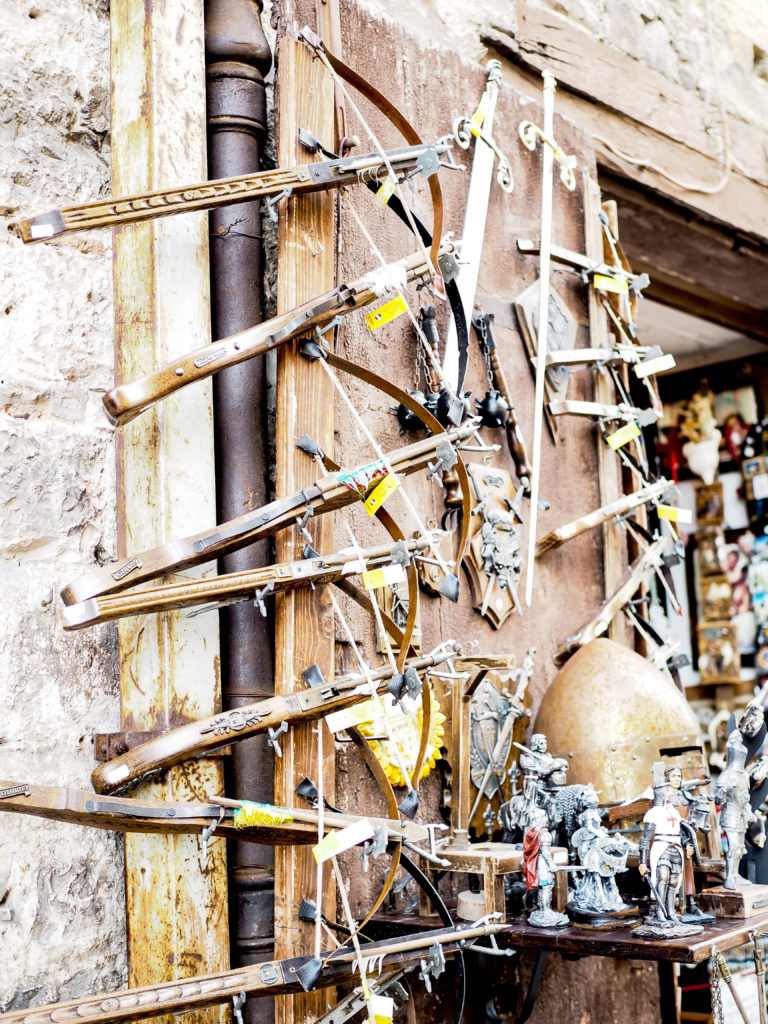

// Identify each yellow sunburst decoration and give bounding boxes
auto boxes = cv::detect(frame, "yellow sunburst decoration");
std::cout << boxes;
[358,685,445,787]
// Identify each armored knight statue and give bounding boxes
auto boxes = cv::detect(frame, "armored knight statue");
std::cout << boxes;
[716,729,767,889]
[523,808,569,928]
[664,765,716,924]
[566,787,638,927]
[499,734,569,838]
[636,763,704,938]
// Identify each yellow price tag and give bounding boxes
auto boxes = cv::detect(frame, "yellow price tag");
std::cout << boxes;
[606,420,640,449]
[593,273,629,295]
[369,995,394,1024]
[312,818,375,864]
[657,504,692,524]
[325,699,381,734]
[470,93,490,131]
[374,173,397,207]
[364,472,399,516]
[362,563,406,591]
[365,295,408,331]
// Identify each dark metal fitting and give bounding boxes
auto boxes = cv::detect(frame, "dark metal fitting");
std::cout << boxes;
[302,664,326,688]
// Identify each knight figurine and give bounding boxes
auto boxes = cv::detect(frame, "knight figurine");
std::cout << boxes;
[635,763,704,938]
[716,729,767,889]
[523,808,569,928]
[566,788,638,927]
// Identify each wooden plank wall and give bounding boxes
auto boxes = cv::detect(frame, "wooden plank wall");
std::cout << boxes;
[270,3,661,1022]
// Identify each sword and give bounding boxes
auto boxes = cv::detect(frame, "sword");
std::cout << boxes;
[443,61,510,391]
[522,71,575,608]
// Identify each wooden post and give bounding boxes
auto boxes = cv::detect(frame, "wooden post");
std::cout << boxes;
[584,172,626,640]
[111,3,229,1020]
[273,37,336,1024]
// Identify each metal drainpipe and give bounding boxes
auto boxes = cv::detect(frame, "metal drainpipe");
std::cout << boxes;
[204,4,274,1023]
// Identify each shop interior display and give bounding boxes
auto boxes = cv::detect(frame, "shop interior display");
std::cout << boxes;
[7,12,768,1024]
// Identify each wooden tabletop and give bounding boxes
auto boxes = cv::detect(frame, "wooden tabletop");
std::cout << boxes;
[369,911,768,963]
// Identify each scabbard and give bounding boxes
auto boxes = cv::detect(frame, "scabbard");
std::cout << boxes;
[12,143,446,243]
[91,649,450,795]
[60,422,476,606]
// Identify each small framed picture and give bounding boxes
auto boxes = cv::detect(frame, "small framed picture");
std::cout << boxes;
[699,575,733,622]
[695,481,724,526]
[697,528,726,577]
[697,621,741,685]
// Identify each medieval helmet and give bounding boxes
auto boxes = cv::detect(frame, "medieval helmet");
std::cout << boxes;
[533,639,705,804]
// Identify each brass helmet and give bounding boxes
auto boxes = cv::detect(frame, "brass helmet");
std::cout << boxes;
[533,639,704,804]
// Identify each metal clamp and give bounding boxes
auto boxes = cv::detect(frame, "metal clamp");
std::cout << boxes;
[200,806,226,864]
[267,720,289,758]
[265,186,293,222]
[252,580,275,617]
[418,941,446,993]
[232,990,246,1024]
[295,502,315,546]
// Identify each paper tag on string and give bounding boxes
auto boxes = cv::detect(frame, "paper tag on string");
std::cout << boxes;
[312,818,375,863]
[374,173,397,208]
[362,563,407,591]
[593,273,629,295]
[657,504,693,524]
[364,472,399,516]
[325,698,381,734]
[635,353,676,378]
[365,295,408,331]
[606,420,640,449]
[432,273,447,302]
[369,995,394,1024]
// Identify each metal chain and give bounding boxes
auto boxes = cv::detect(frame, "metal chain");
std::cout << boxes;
[711,947,725,1024]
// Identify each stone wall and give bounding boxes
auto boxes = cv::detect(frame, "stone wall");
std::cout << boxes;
[0,0,124,1010]
[362,0,768,136]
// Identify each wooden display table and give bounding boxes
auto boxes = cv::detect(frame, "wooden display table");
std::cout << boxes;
[417,840,570,919]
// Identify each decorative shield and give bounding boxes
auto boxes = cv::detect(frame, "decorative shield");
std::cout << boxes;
[464,463,522,628]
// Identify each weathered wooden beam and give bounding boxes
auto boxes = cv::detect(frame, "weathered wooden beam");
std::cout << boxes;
[599,174,768,341]
[273,37,337,1024]
[110,3,228,1021]
[482,8,768,242]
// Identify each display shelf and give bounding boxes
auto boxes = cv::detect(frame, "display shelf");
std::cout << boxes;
[369,911,768,963]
